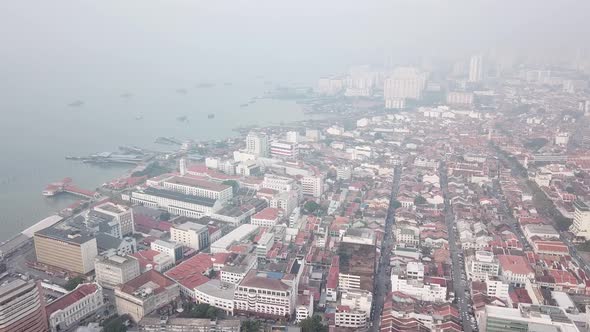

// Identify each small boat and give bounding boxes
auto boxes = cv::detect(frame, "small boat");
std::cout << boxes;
[223,82,233,86]
[175,88,188,94]
[135,115,143,120]
[207,114,215,119]
[68,100,84,107]
[240,103,249,107]
[120,92,133,98]
[196,83,215,88]
[177,115,188,122]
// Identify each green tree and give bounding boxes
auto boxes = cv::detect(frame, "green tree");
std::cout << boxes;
[304,201,320,214]
[241,320,261,332]
[160,211,171,221]
[414,195,427,205]
[206,306,219,319]
[65,276,85,291]
[391,200,402,209]
[222,180,240,195]
[300,315,328,332]
[102,314,129,332]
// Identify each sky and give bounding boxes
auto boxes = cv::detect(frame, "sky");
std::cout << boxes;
[1,0,589,87]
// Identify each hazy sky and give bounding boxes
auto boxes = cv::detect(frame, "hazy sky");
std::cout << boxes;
[2,0,589,85]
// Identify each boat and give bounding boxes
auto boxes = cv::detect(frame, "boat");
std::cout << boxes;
[239,103,249,107]
[176,115,188,122]
[223,82,233,86]
[196,83,215,88]
[175,88,188,94]
[135,115,143,120]
[68,100,84,107]
[120,92,133,98]
[207,114,215,119]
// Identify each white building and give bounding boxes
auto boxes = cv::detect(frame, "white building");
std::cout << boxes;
[46,283,104,332]
[569,200,590,240]
[468,251,500,281]
[447,91,474,105]
[210,224,259,254]
[162,176,233,202]
[555,132,570,146]
[390,262,447,302]
[479,304,580,332]
[262,174,296,192]
[486,276,509,300]
[301,176,324,198]
[131,187,222,219]
[220,254,258,285]
[286,131,300,144]
[95,253,141,290]
[270,141,299,160]
[384,67,427,107]
[469,54,483,82]
[91,202,135,238]
[150,239,183,262]
[256,233,274,259]
[251,208,281,227]
[246,131,269,157]
[170,222,210,251]
[337,166,352,181]
[295,293,314,323]
[234,265,302,319]
[194,279,235,315]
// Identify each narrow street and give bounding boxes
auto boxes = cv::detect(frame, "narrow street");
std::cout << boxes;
[369,166,401,332]
[439,162,474,332]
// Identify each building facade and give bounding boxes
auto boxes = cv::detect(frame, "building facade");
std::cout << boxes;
[0,279,48,332]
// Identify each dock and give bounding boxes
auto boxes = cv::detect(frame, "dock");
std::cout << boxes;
[43,178,98,199]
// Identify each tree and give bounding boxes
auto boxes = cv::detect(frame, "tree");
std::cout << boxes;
[206,306,219,319]
[65,276,85,291]
[391,200,402,209]
[160,211,171,221]
[102,314,129,332]
[304,201,320,214]
[222,180,240,195]
[300,315,328,332]
[374,132,384,140]
[241,320,261,332]
[414,195,427,205]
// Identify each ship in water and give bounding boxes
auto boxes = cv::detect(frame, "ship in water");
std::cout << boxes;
[239,103,249,107]
[68,100,84,107]
[196,82,215,88]
[177,115,188,122]
[208,114,215,119]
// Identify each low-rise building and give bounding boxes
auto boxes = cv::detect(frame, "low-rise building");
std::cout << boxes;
[194,279,235,315]
[138,317,241,332]
[95,252,141,289]
[251,208,281,228]
[115,270,180,323]
[210,224,259,254]
[150,239,184,263]
[46,283,104,332]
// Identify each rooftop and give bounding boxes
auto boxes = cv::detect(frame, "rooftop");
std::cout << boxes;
[141,187,217,207]
[46,283,99,317]
[119,270,176,297]
[165,176,231,192]
[35,226,95,245]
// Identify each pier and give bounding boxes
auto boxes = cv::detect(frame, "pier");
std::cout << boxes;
[42,178,98,199]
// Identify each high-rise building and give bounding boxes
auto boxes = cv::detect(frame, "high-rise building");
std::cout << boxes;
[384,67,427,109]
[469,55,484,82]
[170,221,209,251]
[570,200,590,240]
[0,279,48,332]
[245,132,269,157]
[91,202,135,238]
[270,141,299,160]
[34,227,98,274]
[301,175,324,198]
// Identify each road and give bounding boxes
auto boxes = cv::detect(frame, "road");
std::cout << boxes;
[440,162,474,332]
[369,166,401,332]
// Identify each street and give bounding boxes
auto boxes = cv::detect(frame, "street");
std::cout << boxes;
[369,166,401,332]
[440,162,475,332]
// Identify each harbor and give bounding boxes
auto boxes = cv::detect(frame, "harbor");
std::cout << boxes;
[42,178,98,199]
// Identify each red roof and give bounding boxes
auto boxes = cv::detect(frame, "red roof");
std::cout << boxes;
[46,283,98,316]
[252,207,280,220]
[120,270,175,295]
[498,255,534,275]
[131,250,165,270]
[165,253,213,290]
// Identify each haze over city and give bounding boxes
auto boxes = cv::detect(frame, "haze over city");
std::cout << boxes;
[1,1,590,332]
